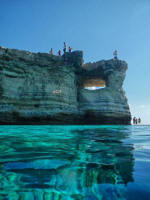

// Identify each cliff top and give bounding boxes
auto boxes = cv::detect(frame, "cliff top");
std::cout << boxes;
[0,46,127,73]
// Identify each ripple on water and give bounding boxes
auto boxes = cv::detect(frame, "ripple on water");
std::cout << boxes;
[0,125,150,200]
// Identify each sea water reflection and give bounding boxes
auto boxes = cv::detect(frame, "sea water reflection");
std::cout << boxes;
[0,125,149,200]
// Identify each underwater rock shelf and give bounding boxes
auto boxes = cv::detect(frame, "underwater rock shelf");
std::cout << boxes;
[0,46,131,124]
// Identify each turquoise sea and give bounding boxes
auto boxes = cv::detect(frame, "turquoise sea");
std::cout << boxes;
[0,125,150,200]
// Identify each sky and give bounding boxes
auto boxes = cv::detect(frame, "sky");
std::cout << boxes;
[0,0,150,124]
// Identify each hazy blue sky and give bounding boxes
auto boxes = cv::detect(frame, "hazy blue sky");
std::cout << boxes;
[0,0,150,124]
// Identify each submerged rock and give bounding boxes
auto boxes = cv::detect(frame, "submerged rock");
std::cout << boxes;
[0,47,131,124]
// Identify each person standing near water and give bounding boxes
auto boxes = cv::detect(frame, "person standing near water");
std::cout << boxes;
[133,117,136,124]
[133,117,141,125]
[135,118,138,124]
[138,118,141,124]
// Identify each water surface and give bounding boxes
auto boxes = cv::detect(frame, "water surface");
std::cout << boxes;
[0,125,150,200]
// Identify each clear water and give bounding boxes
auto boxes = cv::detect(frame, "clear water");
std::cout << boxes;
[0,125,150,200]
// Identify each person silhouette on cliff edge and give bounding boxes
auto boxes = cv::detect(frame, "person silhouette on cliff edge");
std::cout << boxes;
[69,46,72,53]
[58,50,61,56]
[49,48,53,55]
[63,42,66,54]
[113,50,118,59]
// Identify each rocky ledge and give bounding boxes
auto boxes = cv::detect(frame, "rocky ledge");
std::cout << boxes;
[0,46,131,124]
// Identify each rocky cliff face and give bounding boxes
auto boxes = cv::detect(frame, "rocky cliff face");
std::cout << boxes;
[79,59,131,124]
[0,46,131,124]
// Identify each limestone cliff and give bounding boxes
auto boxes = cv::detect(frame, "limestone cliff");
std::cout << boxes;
[0,46,131,124]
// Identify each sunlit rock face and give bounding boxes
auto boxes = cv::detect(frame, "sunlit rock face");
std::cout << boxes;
[0,46,131,124]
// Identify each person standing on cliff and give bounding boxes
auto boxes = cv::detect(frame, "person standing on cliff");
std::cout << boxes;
[63,42,66,54]
[69,46,72,53]
[58,50,61,56]
[113,50,118,59]
[49,48,53,55]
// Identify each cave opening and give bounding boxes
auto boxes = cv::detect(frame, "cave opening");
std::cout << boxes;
[83,78,106,90]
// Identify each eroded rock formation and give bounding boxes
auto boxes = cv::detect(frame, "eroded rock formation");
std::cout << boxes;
[0,46,131,124]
